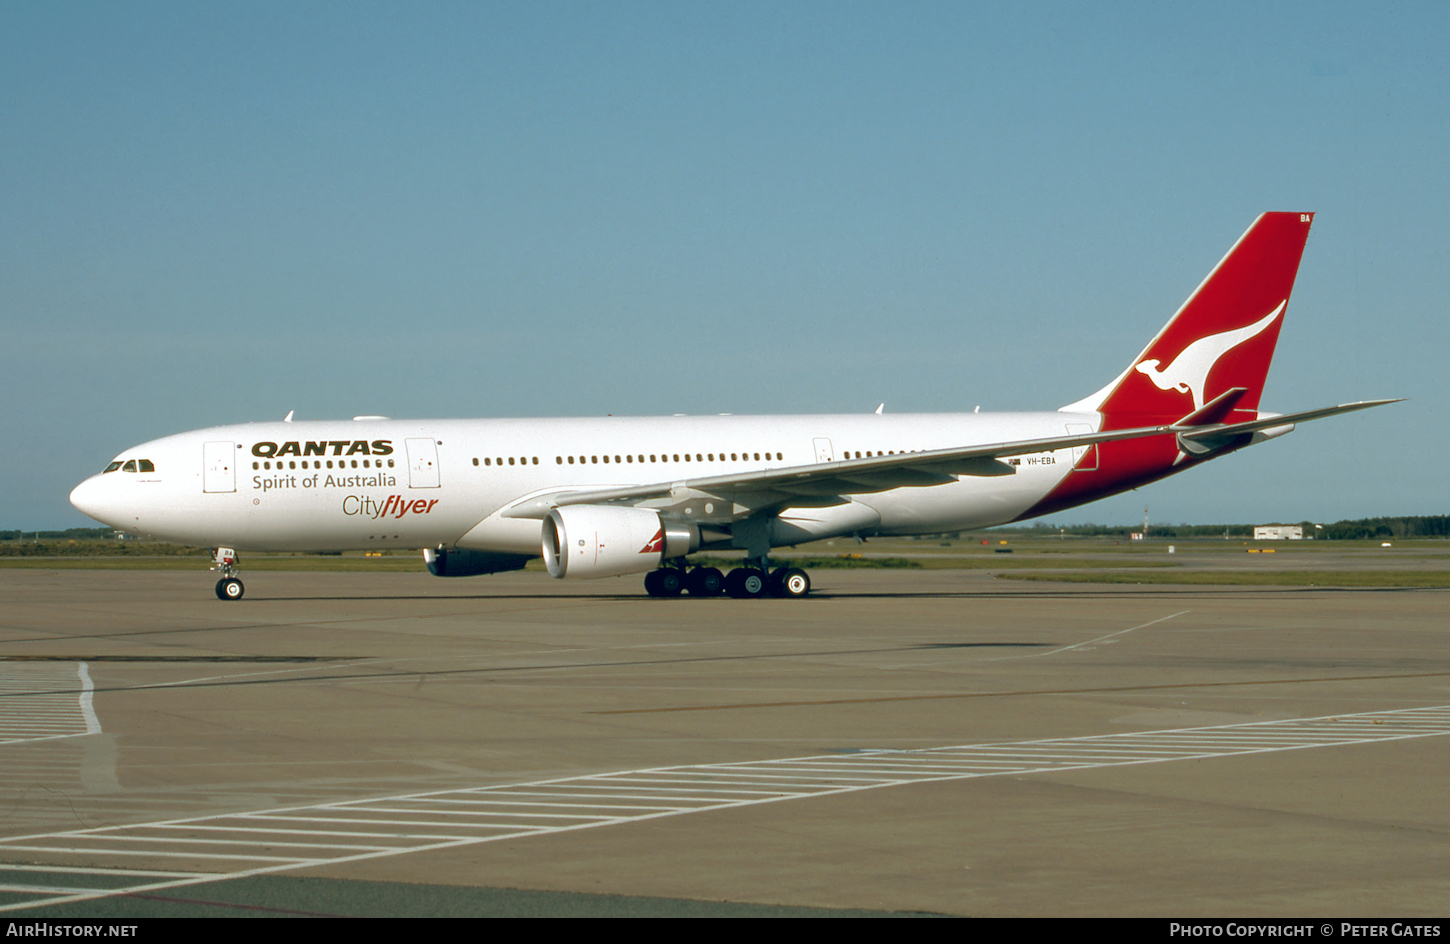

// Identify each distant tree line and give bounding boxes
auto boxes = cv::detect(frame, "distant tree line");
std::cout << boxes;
[1315,516,1450,540]
[1008,522,1255,538]
[1,528,116,540]
[997,516,1450,540]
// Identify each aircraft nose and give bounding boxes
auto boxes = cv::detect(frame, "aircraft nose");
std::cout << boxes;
[70,475,119,526]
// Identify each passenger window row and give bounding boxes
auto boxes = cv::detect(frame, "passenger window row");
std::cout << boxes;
[468,452,787,468]
[253,459,395,471]
[554,452,784,465]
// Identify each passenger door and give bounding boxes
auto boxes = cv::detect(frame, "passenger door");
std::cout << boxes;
[406,438,441,488]
[203,441,236,493]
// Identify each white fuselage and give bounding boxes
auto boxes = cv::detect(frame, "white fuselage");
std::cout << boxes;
[70,411,1098,555]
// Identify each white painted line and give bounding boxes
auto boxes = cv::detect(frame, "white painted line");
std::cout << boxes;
[538,781,792,795]
[77,662,100,735]
[505,788,778,802]
[0,884,107,896]
[151,825,456,842]
[4,703,1450,913]
[0,845,303,862]
[402,798,679,812]
[249,814,560,830]
[50,834,399,852]
[0,662,101,744]
[586,782,816,795]
[0,864,202,878]
[154,657,387,689]
[1007,610,1191,660]
[322,806,615,821]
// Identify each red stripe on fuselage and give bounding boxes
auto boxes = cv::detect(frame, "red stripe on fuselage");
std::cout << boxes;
[1014,436,1186,520]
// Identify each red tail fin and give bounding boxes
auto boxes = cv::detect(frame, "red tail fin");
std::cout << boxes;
[1025,214,1316,521]
[1065,212,1314,429]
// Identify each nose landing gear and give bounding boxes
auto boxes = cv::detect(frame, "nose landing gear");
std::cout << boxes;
[212,547,244,601]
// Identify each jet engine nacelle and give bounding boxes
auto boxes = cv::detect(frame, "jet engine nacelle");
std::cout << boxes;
[542,505,697,579]
[423,547,532,577]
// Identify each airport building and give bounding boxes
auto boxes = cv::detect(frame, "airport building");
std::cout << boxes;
[1254,525,1303,540]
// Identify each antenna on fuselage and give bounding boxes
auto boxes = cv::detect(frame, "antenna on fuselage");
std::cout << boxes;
[283,410,294,422]
[875,404,884,415]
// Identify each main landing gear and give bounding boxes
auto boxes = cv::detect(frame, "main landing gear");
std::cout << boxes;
[212,547,244,601]
[643,560,810,599]
[643,563,713,597]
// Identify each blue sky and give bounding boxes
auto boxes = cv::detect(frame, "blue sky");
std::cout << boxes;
[5,2,1445,530]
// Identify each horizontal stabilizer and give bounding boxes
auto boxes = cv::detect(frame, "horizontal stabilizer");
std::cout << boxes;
[1177,398,1401,440]
[1176,387,1249,427]
[1176,399,1401,456]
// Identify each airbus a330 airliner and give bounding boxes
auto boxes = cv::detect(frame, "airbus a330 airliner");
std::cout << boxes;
[71,213,1395,600]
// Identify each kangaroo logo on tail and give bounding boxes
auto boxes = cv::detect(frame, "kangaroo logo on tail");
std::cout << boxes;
[1133,301,1285,411]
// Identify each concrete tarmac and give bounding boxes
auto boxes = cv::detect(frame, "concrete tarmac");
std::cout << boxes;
[1,567,1447,916]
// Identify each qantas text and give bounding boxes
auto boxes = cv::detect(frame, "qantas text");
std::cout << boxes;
[252,440,392,458]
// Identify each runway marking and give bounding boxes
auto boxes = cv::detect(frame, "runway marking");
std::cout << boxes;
[78,662,99,735]
[0,662,100,744]
[591,670,1450,714]
[3,703,1450,911]
[878,610,1187,670]
[1040,610,1188,656]
[156,657,387,689]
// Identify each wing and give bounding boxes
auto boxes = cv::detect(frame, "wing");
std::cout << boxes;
[499,399,1398,524]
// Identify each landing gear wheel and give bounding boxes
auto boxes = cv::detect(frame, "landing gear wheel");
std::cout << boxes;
[772,567,810,598]
[726,567,768,599]
[686,567,724,596]
[644,569,684,597]
[211,547,242,601]
[215,578,244,601]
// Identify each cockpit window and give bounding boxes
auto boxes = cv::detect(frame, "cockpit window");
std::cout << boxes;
[138,459,155,472]
[104,461,122,473]
[121,460,137,473]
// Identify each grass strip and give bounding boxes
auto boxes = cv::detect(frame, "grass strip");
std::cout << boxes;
[997,570,1450,588]
[0,554,1181,573]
